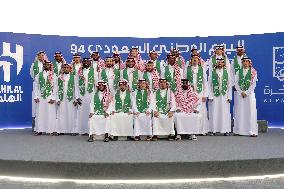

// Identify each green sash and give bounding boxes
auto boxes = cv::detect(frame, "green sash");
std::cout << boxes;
[156,89,169,114]
[212,68,228,96]
[93,92,105,115]
[39,72,52,99]
[187,65,203,93]
[58,74,75,101]
[164,66,177,92]
[136,90,148,113]
[115,91,131,113]
[79,67,94,96]
[238,67,252,91]
[123,68,139,90]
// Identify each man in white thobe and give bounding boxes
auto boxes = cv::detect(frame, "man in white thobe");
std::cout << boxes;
[208,57,232,135]
[56,64,77,134]
[233,57,258,137]
[175,79,202,141]
[30,51,46,130]
[88,80,112,142]
[33,61,57,135]
[184,54,209,135]
[75,58,98,135]
[152,78,176,141]
[110,79,134,139]
[133,79,153,141]
[121,57,142,92]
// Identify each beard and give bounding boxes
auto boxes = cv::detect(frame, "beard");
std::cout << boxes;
[106,64,113,68]
[182,85,189,90]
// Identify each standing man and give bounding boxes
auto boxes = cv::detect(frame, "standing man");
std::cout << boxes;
[90,51,104,73]
[121,57,141,92]
[52,52,66,76]
[33,61,57,136]
[141,60,160,91]
[185,55,209,135]
[208,57,232,136]
[56,63,77,135]
[148,50,165,76]
[100,57,120,95]
[75,58,97,135]
[233,57,258,137]
[30,51,48,130]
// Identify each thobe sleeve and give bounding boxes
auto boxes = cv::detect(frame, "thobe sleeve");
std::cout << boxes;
[132,91,138,113]
[147,92,153,112]
[227,73,233,100]
[152,92,157,112]
[195,99,202,112]
[33,75,39,100]
[230,60,235,86]
[245,73,257,95]
[50,75,57,101]
[90,94,94,114]
[169,92,176,112]
[234,73,243,96]
[202,68,208,98]
[106,96,113,114]
[208,73,214,100]
[74,75,80,100]
[30,63,35,80]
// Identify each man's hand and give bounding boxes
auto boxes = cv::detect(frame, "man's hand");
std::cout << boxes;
[241,92,247,98]
[111,111,115,115]
[202,97,207,102]
[176,109,181,113]
[168,111,174,118]
[48,99,55,104]
[128,112,132,115]
[104,113,109,118]
[154,111,159,118]
[57,101,60,106]
[193,110,199,114]
[73,101,77,106]
[34,98,39,103]
[145,111,151,116]
[89,113,94,118]
[227,99,232,103]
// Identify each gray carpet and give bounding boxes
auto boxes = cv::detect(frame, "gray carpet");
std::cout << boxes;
[0,129,283,163]
[0,129,283,180]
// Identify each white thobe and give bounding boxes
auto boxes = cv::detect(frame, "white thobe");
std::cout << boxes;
[152,89,176,136]
[175,90,202,134]
[56,74,77,134]
[89,91,111,135]
[33,71,57,133]
[133,90,153,136]
[74,68,97,134]
[30,60,43,117]
[184,65,209,134]
[233,69,258,136]
[110,91,134,136]
[208,68,232,133]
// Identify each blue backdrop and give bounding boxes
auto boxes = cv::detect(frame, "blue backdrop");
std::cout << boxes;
[0,32,283,128]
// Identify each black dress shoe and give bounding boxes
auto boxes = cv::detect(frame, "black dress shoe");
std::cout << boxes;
[87,136,94,142]
[104,137,110,142]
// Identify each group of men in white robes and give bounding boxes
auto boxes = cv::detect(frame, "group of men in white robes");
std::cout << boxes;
[30,44,258,141]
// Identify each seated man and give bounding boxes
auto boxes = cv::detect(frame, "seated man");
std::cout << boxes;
[133,79,153,141]
[88,80,112,142]
[152,78,176,141]
[175,79,202,141]
[110,79,134,139]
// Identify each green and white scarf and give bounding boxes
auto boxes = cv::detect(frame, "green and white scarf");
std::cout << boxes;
[79,67,94,96]
[136,90,148,113]
[238,67,252,91]
[212,68,228,97]
[156,89,169,114]
[187,65,203,93]
[164,66,177,92]
[58,74,75,101]
[39,71,52,99]
[93,92,105,115]
[233,56,242,74]
[101,68,120,89]
[115,90,132,113]
[123,68,139,90]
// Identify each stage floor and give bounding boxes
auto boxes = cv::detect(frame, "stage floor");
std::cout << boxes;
[0,128,283,179]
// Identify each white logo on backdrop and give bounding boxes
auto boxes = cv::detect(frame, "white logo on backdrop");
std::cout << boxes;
[0,42,24,103]
[0,42,24,82]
